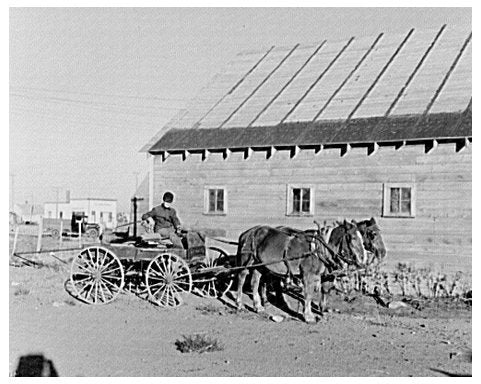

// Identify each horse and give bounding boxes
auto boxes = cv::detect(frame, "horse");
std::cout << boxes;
[276,220,368,312]
[235,222,366,323]
[353,218,386,265]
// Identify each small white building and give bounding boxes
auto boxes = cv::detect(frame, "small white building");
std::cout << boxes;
[44,197,117,229]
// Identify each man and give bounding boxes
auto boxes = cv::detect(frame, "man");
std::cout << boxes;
[141,191,183,248]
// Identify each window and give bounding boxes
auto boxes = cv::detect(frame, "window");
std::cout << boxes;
[108,212,113,222]
[91,211,96,220]
[383,183,415,217]
[59,211,63,219]
[204,187,227,214]
[48,211,52,218]
[287,185,314,216]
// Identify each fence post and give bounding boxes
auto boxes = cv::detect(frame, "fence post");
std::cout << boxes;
[11,226,19,257]
[36,219,44,252]
[76,219,83,249]
[59,221,63,247]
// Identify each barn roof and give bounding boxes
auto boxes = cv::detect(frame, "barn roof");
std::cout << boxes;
[146,25,471,153]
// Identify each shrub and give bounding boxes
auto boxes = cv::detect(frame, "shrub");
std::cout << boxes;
[175,334,223,354]
[334,263,471,300]
[14,288,31,296]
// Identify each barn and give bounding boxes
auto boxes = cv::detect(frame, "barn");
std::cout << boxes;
[142,25,472,273]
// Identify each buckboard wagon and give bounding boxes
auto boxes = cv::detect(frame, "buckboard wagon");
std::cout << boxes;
[68,217,373,313]
[69,230,236,307]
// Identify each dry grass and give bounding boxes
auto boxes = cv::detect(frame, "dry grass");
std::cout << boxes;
[175,334,223,354]
[13,287,31,296]
[335,263,472,301]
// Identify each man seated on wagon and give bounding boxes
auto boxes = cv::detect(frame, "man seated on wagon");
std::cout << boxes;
[141,191,184,248]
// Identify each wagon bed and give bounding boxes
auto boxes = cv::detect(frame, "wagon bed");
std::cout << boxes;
[69,233,235,308]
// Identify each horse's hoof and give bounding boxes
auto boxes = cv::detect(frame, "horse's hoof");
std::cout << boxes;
[305,315,316,323]
[254,306,265,313]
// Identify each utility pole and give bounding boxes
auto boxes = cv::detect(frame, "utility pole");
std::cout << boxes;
[133,172,140,192]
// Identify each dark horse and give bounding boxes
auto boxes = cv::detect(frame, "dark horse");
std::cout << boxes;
[353,218,386,265]
[276,220,368,311]
[235,222,366,323]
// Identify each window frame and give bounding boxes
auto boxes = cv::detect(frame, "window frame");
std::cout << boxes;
[286,184,315,216]
[382,183,416,218]
[204,186,227,215]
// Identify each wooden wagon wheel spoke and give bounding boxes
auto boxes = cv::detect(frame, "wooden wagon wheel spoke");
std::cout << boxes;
[86,281,96,301]
[192,247,233,298]
[93,282,99,304]
[146,253,192,308]
[169,258,183,275]
[88,248,97,268]
[101,277,121,290]
[78,254,95,271]
[172,280,191,290]
[99,257,119,273]
[96,247,107,269]
[76,279,95,296]
[74,275,93,284]
[163,286,173,306]
[86,248,97,269]
[98,281,108,303]
[73,270,93,278]
[148,281,167,289]
[102,271,121,280]
[99,280,114,299]
[166,285,182,307]
[69,246,124,305]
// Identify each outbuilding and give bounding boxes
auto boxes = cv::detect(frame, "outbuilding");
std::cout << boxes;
[142,25,471,272]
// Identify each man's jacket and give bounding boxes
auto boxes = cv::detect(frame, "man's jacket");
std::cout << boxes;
[142,204,181,232]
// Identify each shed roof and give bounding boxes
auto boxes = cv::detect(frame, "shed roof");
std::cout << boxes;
[146,25,471,153]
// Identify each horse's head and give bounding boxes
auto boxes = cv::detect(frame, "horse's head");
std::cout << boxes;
[326,220,367,267]
[354,217,386,265]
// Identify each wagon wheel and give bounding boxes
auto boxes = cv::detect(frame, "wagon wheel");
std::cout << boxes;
[193,247,233,298]
[145,253,192,308]
[70,246,125,305]
[86,228,99,240]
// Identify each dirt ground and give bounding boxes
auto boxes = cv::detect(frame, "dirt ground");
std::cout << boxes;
[9,254,472,377]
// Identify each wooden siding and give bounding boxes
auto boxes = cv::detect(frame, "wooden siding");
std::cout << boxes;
[153,142,471,273]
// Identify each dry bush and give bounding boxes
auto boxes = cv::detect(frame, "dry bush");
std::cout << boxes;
[195,304,223,315]
[13,287,31,296]
[175,334,223,354]
[335,263,472,301]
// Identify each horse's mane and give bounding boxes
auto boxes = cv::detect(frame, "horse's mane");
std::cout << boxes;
[357,219,381,232]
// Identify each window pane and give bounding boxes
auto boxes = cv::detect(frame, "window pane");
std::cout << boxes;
[401,200,411,214]
[216,189,224,212]
[209,190,216,212]
[292,188,301,213]
[301,188,310,212]
[390,188,400,213]
[401,188,411,200]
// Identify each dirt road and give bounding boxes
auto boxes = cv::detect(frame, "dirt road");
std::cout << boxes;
[9,264,471,377]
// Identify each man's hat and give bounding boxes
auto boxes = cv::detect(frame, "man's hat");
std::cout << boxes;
[163,192,174,203]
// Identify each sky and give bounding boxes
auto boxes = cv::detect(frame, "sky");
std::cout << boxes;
[9,6,472,212]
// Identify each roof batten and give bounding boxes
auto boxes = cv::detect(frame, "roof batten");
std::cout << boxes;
[312,33,384,122]
[384,24,446,117]
[347,29,414,121]
[194,45,275,128]
[421,32,472,118]
[248,41,327,127]
[280,37,355,124]
[219,44,300,128]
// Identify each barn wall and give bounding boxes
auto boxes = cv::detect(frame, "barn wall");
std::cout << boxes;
[153,142,471,273]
